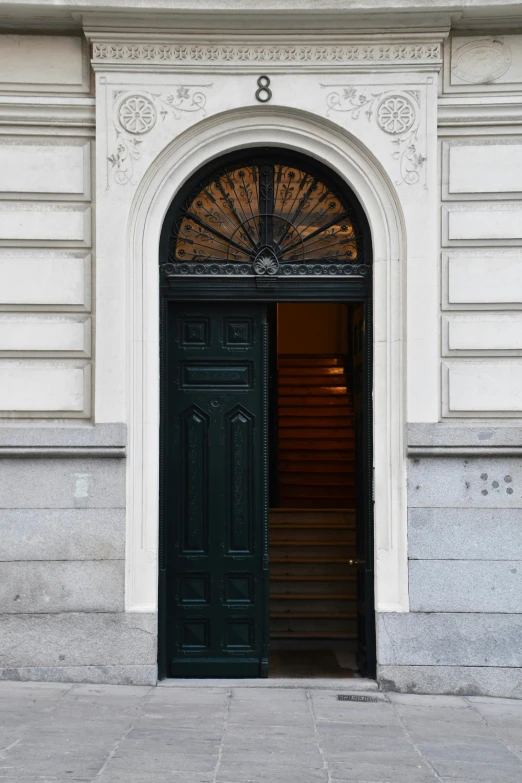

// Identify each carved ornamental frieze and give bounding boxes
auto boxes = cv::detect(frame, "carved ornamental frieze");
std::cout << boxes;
[92,42,441,67]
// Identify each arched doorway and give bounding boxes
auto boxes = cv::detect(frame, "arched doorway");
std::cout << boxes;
[158,148,375,679]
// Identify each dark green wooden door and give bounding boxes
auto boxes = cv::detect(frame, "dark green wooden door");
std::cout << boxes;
[162,302,269,678]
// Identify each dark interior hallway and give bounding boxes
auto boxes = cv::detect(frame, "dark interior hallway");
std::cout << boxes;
[269,304,359,678]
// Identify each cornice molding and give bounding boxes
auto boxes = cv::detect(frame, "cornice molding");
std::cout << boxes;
[438,97,522,127]
[408,446,522,456]
[90,40,443,71]
[0,447,125,457]
[0,97,95,129]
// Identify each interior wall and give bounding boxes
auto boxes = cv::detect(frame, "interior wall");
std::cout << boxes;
[277,303,349,355]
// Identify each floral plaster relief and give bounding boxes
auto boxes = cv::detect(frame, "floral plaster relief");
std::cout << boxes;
[322,85,426,186]
[108,86,212,186]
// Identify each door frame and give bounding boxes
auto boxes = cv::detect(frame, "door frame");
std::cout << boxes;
[124,111,409,655]
[158,281,375,679]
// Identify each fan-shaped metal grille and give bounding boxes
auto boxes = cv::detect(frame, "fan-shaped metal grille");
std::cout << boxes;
[161,156,369,278]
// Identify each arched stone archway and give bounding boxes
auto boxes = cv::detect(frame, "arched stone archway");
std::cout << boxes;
[124,108,408,644]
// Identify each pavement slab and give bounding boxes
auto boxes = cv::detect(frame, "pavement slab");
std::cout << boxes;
[0,682,522,782]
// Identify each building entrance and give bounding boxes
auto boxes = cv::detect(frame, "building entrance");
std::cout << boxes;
[158,148,375,680]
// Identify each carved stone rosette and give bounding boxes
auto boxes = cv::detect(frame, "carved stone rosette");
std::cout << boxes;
[322,85,426,186]
[107,86,211,186]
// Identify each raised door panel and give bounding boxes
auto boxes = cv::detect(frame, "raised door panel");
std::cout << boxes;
[179,405,209,554]
[225,406,255,554]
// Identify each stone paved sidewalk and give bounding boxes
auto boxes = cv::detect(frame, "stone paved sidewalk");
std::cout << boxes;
[1,682,522,782]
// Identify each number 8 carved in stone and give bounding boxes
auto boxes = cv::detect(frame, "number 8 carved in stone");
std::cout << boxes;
[255,75,272,103]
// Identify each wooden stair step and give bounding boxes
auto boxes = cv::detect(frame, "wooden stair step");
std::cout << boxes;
[271,558,359,564]
[278,391,350,398]
[277,499,354,509]
[270,631,356,639]
[270,539,353,547]
[271,537,355,547]
[271,599,356,612]
[278,504,355,512]
[278,376,347,387]
[279,440,354,450]
[279,407,351,417]
[270,522,353,529]
[278,428,353,439]
[279,450,354,461]
[279,386,349,396]
[270,574,356,581]
[269,510,355,523]
[279,486,354,498]
[279,476,352,487]
[279,397,350,407]
[279,368,346,377]
[271,612,356,619]
[278,356,344,367]
[278,501,355,509]
[270,593,354,601]
[278,368,347,376]
[278,461,354,473]
[279,419,353,429]
[269,508,356,514]
[279,471,354,487]
[270,593,355,600]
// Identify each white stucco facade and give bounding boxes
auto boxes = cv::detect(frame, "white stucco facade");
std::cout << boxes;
[0,1,521,695]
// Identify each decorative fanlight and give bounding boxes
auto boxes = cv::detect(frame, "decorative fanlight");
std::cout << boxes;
[161,158,369,277]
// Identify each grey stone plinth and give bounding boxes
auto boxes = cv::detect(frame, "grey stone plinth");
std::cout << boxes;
[408,508,522,560]
[0,561,124,613]
[0,423,126,448]
[378,665,522,699]
[409,560,522,612]
[377,612,522,667]
[0,508,125,561]
[0,665,156,686]
[0,612,157,668]
[408,456,522,508]
[0,457,125,508]
[408,423,522,448]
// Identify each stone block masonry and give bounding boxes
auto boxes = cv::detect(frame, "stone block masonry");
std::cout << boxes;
[0,425,157,686]
[377,424,522,697]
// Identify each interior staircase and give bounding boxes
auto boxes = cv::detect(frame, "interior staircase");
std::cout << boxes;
[270,355,357,642]
[277,355,355,509]
[270,509,357,641]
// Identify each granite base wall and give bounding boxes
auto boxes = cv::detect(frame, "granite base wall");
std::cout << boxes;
[0,613,157,685]
[0,426,157,686]
[379,426,522,698]
[2,424,521,692]
[378,665,522,699]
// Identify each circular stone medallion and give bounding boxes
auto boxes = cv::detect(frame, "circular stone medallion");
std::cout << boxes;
[119,94,157,134]
[376,95,416,135]
[452,39,511,84]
